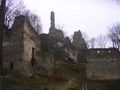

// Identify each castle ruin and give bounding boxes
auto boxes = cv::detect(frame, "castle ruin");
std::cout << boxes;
[2,11,120,81]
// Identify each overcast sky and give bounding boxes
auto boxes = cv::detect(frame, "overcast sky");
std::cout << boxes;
[23,0,120,38]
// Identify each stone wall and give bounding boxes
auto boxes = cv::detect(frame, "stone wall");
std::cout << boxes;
[23,21,38,61]
[86,48,120,80]
[87,60,120,80]
[35,52,54,76]
[3,17,24,70]
[49,28,64,41]
[3,16,41,76]
[64,48,78,62]
[48,28,64,53]
[72,30,87,49]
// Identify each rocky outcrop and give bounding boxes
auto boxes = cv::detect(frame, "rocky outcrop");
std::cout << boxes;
[72,30,87,49]
[39,34,49,52]
[64,48,78,62]
[49,28,64,41]
[35,52,54,76]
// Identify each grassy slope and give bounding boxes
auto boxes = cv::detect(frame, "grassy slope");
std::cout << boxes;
[2,63,120,90]
[2,63,85,89]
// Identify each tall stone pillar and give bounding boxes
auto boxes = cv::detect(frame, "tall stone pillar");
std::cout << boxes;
[50,11,55,28]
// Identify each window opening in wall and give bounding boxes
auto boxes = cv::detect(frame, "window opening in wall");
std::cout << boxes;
[108,51,111,53]
[32,47,35,57]
[10,63,14,69]
[97,50,100,54]
[31,47,35,66]
[31,57,35,66]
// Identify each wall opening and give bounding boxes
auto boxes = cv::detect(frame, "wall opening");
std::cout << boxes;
[32,47,35,57]
[97,50,100,54]
[10,63,14,70]
[31,57,35,66]
[31,47,35,66]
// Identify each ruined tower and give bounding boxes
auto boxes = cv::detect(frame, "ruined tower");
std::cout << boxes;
[50,11,55,28]
[3,16,41,76]
[72,30,87,49]
[49,11,64,40]
[48,11,64,52]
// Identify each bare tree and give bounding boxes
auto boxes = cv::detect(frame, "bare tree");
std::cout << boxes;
[0,0,23,74]
[89,38,96,48]
[82,32,89,48]
[19,10,42,34]
[55,24,64,30]
[55,24,67,36]
[108,23,120,50]
[1,0,25,29]
[96,35,107,48]
[13,9,42,34]
[1,0,42,34]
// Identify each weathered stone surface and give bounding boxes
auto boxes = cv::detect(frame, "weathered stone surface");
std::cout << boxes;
[2,11,120,81]
[39,34,49,52]
[72,30,87,49]
[87,62,120,80]
[35,52,54,76]
[64,37,71,47]
[86,48,120,80]
[3,16,41,76]
[48,11,64,53]
[49,28,64,42]
[50,11,55,28]
[64,48,78,62]
[48,28,64,53]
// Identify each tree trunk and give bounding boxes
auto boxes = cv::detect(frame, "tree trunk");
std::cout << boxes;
[0,0,6,74]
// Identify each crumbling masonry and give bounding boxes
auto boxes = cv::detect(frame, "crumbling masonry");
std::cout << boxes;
[3,11,120,80]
